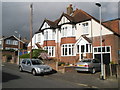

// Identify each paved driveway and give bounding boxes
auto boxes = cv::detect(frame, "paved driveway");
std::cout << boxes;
[47,70,119,88]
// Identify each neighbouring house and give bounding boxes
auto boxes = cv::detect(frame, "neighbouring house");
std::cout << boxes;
[1,35,29,63]
[2,35,25,51]
[28,4,120,64]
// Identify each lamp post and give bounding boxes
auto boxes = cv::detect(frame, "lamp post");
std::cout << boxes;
[15,31,21,65]
[95,2,105,80]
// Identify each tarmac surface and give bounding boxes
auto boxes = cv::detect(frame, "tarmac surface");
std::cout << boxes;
[2,62,119,89]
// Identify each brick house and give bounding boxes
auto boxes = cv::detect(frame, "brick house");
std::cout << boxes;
[1,35,26,50]
[28,5,120,64]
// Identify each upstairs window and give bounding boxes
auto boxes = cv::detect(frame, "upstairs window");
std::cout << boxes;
[6,40,11,44]
[82,22,88,35]
[38,33,41,42]
[13,40,18,45]
[61,25,75,37]
[44,30,55,40]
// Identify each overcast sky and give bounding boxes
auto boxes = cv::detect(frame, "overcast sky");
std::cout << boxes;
[2,2,119,39]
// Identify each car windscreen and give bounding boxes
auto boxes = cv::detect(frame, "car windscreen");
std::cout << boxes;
[31,60,42,65]
[81,60,92,62]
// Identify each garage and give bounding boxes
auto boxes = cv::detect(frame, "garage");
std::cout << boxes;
[93,46,111,64]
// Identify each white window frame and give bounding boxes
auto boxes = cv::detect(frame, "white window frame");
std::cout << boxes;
[82,22,88,35]
[37,33,41,42]
[13,40,18,45]
[6,40,11,44]
[44,30,55,41]
[77,44,92,54]
[44,46,55,57]
[93,46,111,62]
[61,44,75,56]
[61,25,76,38]
[93,46,111,54]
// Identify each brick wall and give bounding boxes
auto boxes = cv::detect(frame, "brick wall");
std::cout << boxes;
[43,40,56,46]
[93,34,119,64]
[61,37,76,44]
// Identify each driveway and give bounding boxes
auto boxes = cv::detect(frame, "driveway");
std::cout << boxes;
[47,70,119,88]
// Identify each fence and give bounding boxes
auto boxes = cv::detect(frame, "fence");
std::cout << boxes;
[105,64,119,78]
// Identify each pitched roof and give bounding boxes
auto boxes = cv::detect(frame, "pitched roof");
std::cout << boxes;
[102,18,120,35]
[37,8,120,37]
[39,19,57,31]
[4,35,25,43]
[72,9,92,23]
[82,35,92,43]
[56,13,74,25]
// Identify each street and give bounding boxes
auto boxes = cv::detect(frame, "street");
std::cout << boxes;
[2,63,119,89]
[2,63,87,88]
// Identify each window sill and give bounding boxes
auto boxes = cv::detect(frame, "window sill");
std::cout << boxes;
[44,40,55,41]
[61,55,76,57]
[61,36,76,38]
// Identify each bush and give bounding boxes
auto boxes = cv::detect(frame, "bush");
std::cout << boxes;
[20,49,48,59]
[6,55,12,62]
[58,61,65,66]
[20,53,30,58]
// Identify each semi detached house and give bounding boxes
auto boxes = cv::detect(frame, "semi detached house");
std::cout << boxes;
[28,4,120,64]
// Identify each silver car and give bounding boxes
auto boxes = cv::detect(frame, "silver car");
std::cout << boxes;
[19,59,52,76]
[75,59,101,74]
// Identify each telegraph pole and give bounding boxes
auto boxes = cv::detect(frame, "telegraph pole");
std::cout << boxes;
[30,3,33,59]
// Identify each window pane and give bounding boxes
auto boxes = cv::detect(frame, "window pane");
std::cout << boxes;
[86,44,88,52]
[102,47,105,52]
[63,48,64,55]
[107,47,110,52]
[94,48,97,52]
[81,45,84,52]
[65,48,67,55]
[69,48,71,55]
[98,47,101,52]
[77,45,79,53]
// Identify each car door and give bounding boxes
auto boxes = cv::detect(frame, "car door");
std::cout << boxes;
[93,59,100,71]
[21,59,27,70]
[26,60,32,72]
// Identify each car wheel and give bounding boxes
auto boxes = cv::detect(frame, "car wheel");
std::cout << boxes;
[91,68,96,74]
[19,67,23,72]
[32,69,37,76]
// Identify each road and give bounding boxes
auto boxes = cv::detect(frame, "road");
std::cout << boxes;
[2,63,87,88]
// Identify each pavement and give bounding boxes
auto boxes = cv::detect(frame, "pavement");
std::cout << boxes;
[2,62,119,89]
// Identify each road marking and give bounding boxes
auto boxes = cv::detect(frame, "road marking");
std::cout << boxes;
[76,83,88,87]
[76,83,98,88]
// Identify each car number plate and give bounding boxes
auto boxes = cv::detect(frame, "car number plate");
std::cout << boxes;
[78,65,84,67]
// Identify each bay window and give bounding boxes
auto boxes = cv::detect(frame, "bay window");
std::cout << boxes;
[61,25,75,37]
[44,30,55,40]
[44,46,55,57]
[61,44,74,56]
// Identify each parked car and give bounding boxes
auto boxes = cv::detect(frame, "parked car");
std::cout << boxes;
[19,58,52,76]
[75,59,101,74]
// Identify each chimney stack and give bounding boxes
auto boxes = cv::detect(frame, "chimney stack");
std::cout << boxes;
[67,4,73,15]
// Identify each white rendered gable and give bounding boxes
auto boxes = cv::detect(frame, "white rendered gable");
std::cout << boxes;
[58,16,70,25]
[91,19,113,37]
[41,22,50,30]
[75,36,90,46]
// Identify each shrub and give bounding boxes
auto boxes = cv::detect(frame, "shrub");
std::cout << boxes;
[20,49,48,59]
[20,53,30,58]
[58,61,65,66]
[6,55,12,62]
